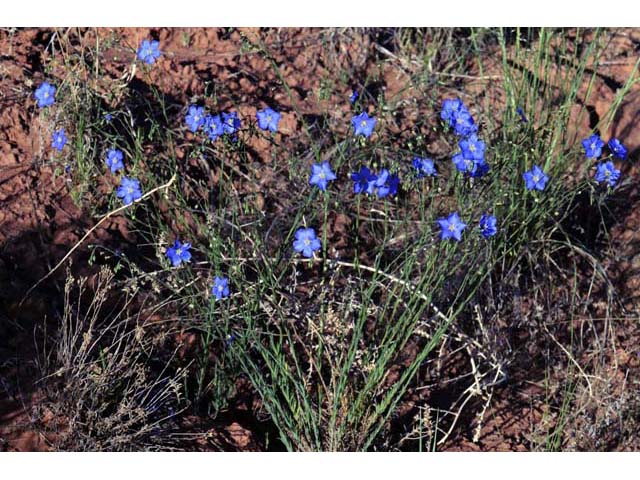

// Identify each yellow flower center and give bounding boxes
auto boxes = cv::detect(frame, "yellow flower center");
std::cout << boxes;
[218,285,224,292]
[361,120,368,128]
[604,170,611,177]
[533,175,539,183]
[43,91,49,98]
[266,115,272,123]
[304,239,310,246]
[175,248,182,256]
[448,224,455,232]
[319,172,325,179]
[590,143,596,150]
[127,187,134,194]
[469,144,476,152]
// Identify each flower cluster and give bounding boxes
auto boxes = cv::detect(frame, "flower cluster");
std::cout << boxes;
[582,134,626,188]
[442,99,489,178]
[351,166,399,198]
[184,105,245,141]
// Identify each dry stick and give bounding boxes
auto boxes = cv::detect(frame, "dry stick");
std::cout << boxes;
[20,174,177,307]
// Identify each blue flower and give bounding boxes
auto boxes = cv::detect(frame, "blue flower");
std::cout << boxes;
[452,153,479,175]
[516,107,528,123]
[293,227,321,258]
[608,138,627,160]
[372,169,399,198]
[351,166,376,194]
[350,90,359,104]
[351,112,377,138]
[594,161,620,187]
[470,159,490,178]
[203,114,224,141]
[212,276,230,300]
[582,134,604,159]
[137,39,161,64]
[211,276,233,300]
[440,98,465,124]
[523,165,549,191]
[479,214,497,239]
[51,129,67,152]
[34,82,56,108]
[459,134,485,161]
[166,239,192,267]
[440,98,477,137]
[106,148,125,173]
[104,113,113,123]
[221,112,241,135]
[413,157,437,177]
[256,107,281,132]
[185,106,205,133]
[438,212,467,242]
[309,161,337,191]
[116,177,142,205]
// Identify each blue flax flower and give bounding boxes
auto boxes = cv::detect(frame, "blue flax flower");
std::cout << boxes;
[351,112,377,138]
[117,177,142,205]
[452,153,479,175]
[351,166,376,194]
[222,112,241,135]
[438,212,467,242]
[204,114,224,141]
[516,107,528,123]
[256,107,281,132]
[608,138,627,160]
[595,161,620,187]
[137,39,161,64]
[413,157,437,177]
[459,134,485,161]
[212,276,230,300]
[166,239,192,267]
[350,90,359,104]
[372,169,399,198]
[106,148,124,173]
[34,82,56,108]
[51,129,67,152]
[523,165,549,191]
[440,98,477,137]
[309,161,337,191]
[479,214,498,239]
[293,228,321,258]
[185,106,205,133]
[582,134,604,159]
[104,113,113,123]
[470,159,490,178]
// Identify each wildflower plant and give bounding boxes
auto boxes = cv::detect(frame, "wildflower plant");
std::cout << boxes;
[48,27,638,453]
